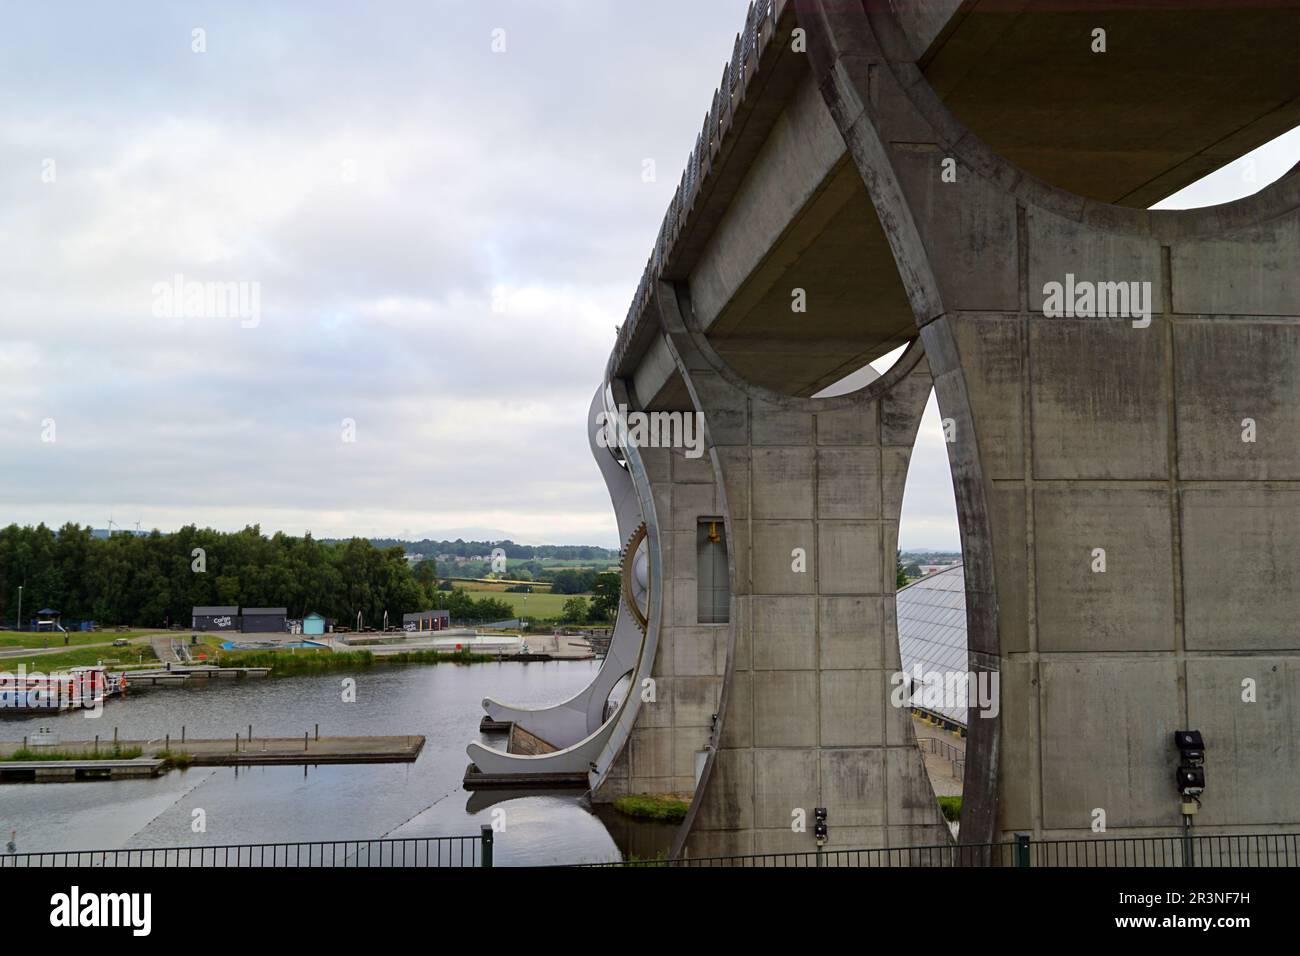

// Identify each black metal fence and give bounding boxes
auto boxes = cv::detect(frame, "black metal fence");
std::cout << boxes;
[586,832,1300,868]
[8,829,1295,868]
[1028,832,1298,868]
[0,828,494,868]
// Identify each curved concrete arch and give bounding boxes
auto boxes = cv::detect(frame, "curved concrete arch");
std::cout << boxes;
[590,0,1299,855]
[794,0,1300,846]
[478,388,649,747]
[804,0,1300,242]
[466,383,666,785]
[587,392,666,791]
[672,281,930,415]
[793,0,1005,846]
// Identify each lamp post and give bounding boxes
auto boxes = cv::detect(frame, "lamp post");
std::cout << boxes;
[16,585,22,632]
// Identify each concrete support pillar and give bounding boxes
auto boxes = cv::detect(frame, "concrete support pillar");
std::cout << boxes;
[794,0,1300,844]
[596,442,728,801]
[640,280,951,857]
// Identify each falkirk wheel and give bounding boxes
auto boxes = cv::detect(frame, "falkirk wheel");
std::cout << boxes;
[465,0,1300,861]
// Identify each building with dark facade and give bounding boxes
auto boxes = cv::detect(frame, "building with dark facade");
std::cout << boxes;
[241,607,287,633]
[192,606,239,631]
[402,609,450,632]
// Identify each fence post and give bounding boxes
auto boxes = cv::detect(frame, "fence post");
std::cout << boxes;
[1014,832,1030,868]
[480,825,494,868]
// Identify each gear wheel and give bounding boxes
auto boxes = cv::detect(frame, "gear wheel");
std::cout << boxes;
[620,522,650,632]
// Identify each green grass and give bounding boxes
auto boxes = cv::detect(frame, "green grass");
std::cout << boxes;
[378,648,494,665]
[937,796,962,822]
[4,745,144,762]
[154,751,193,769]
[204,642,493,674]
[458,585,591,618]
[0,645,158,672]
[0,631,154,649]
[612,794,691,823]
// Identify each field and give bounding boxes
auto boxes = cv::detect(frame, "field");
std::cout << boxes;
[458,585,590,619]
[0,630,156,649]
[0,644,158,671]
[444,578,554,591]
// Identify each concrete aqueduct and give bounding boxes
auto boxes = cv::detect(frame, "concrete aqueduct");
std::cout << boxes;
[467,0,1300,858]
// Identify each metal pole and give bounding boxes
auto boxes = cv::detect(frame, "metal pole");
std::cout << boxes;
[480,825,494,868]
[1183,815,1194,867]
[16,586,21,631]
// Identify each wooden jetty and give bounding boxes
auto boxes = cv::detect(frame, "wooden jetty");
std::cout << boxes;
[0,758,165,782]
[0,735,425,780]
[124,665,270,686]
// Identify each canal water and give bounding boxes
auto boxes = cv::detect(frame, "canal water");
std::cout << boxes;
[0,661,670,865]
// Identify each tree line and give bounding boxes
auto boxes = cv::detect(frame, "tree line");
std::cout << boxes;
[351,538,617,561]
[0,523,518,629]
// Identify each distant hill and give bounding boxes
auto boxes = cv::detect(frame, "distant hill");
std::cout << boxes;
[321,537,619,561]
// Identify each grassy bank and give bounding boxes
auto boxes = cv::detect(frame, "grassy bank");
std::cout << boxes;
[154,750,194,769]
[0,645,158,672]
[612,794,691,823]
[938,796,961,822]
[4,745,144,762]
[0,630,155,650]
[208,644,494,674]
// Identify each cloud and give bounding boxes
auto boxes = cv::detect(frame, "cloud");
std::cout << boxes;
[0,0,754,546]
[1,2,1290,553]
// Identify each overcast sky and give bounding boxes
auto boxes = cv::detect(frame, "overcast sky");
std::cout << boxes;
[2,3,1295,550]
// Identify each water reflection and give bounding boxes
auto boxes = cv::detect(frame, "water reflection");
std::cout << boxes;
[0,660,662,866]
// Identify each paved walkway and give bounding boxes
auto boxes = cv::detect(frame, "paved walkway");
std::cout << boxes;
[912,715,965,798]
[150,637,181,663]
[519,633,599,659]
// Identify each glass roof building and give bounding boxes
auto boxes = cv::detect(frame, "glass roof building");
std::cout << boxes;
[896,564,968,727]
